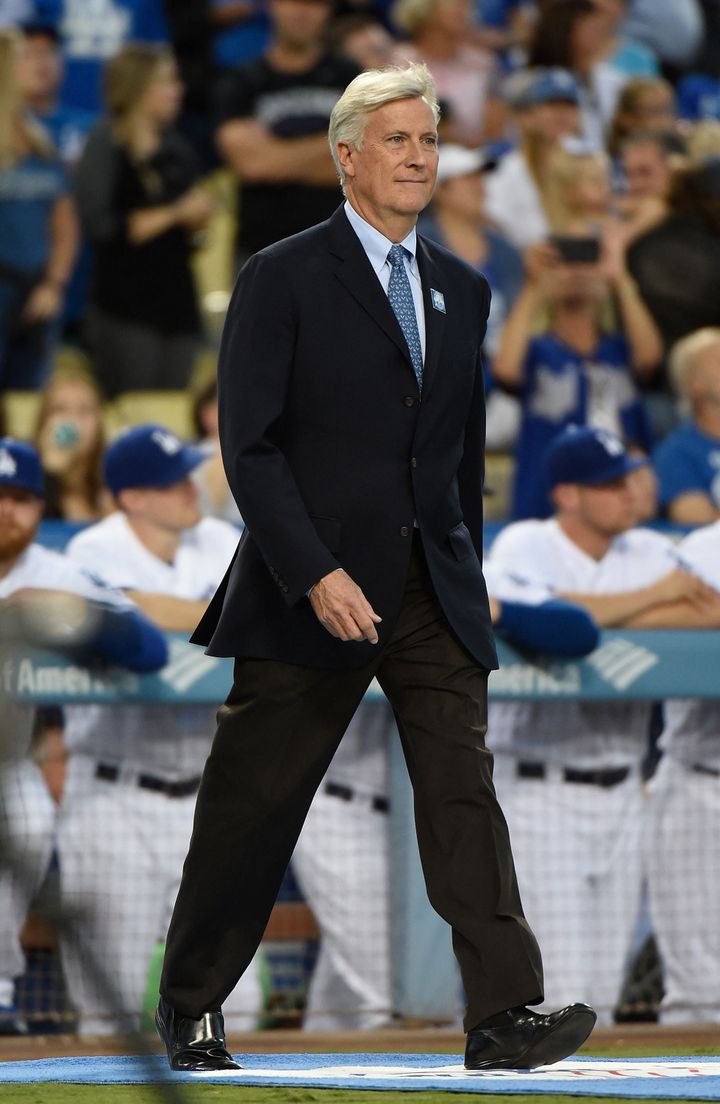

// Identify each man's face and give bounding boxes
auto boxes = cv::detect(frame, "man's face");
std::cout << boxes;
[0,488,43,563]
[122,477,201,533]
[340,97,439,229]
[622,142,672,199]
[16,33,63,101]
[270,0,333,49]
[525,100,579,143]
[573,475,639,536]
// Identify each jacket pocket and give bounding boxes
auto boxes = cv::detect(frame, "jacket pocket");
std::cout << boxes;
[447,521,474,561]
[311,515,342,554]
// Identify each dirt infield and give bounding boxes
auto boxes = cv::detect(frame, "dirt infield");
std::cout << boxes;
[1,1023,718,1064]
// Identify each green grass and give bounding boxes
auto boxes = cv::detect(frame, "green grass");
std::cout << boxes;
[0,1090,710,1104]
[0,1045,717,1104]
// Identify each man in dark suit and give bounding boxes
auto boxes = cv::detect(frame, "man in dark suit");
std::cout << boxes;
[156,63,596,1072]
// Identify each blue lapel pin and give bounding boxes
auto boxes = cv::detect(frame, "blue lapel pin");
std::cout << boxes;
[430,288,446,314]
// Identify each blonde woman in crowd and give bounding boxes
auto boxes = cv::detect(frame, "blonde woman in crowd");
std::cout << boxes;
[74,43,213,398]
[541,143,614,235]
[0,28,78,390]
[33,368,110,521]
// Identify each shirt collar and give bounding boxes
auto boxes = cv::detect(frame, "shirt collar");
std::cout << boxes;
[344,200,418,277]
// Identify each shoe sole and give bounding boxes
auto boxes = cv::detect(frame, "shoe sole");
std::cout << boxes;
[466,1007,597,1071]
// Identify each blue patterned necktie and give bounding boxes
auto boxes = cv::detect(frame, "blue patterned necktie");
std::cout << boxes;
[386,244,423,391]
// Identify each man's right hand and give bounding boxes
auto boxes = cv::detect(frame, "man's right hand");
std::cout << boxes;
[309,569,382,643]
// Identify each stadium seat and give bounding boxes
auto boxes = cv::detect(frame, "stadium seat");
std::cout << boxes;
[2,392,42,441]
[107,391,194,440]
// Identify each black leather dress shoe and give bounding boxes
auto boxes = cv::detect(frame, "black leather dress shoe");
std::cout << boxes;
[155,996,241,1071]
[465,1003,596,1070]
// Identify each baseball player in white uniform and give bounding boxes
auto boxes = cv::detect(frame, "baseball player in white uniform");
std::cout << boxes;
[645,520,720,1024]
[0,438,167,1035]
[59,425,262,1035]
[486,426,718,1025]
[292,564,600,1032]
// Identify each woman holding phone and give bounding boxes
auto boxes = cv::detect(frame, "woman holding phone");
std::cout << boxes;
[492,227,662,519]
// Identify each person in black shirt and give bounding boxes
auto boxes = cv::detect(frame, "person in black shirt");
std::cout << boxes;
[75,44,214,399]
[215,0,359,259]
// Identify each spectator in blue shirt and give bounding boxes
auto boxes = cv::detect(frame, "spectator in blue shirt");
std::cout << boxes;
[653,328,720,526]
[16,21,95,339]
[0,26,78,389]
[492,228,661,519]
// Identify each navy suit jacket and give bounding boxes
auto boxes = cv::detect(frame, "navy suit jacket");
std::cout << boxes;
[192,204,498,671]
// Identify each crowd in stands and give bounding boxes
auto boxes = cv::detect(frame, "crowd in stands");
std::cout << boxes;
[0,0,719,1038]
[1,0,720,521]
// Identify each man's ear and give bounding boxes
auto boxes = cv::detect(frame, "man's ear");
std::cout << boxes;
[337,141,355,180]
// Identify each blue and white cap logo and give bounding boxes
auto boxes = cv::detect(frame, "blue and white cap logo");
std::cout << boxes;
[0,449,18,479]
[151,429,182,455]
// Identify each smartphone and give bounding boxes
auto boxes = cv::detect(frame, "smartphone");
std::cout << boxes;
[549,235,601,264]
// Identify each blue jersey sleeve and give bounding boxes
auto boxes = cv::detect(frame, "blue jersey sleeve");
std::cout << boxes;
[495,598,600,657]
[87,604,168,672]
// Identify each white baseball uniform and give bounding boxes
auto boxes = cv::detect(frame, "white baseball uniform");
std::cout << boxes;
[0,544,135,1012]
[645,520,720,1024]
[486,519,677,1024]
[61,512,262,1035]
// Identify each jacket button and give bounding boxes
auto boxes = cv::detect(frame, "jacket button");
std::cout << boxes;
[403,396,415,407]
[281,584,289,593]
[410,457,417,468]
[399,525,410,537]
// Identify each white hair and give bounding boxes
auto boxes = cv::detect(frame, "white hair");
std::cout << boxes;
[328,63,440,189]
[668,327,720,403]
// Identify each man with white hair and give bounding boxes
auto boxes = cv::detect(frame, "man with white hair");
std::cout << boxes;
[653,327,720,525]
[156,63,597,1073]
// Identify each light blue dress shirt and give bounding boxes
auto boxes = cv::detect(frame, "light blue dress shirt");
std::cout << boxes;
[343,200,426,362]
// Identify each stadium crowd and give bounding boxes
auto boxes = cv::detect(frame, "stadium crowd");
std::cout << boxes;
[0,0,719,1040]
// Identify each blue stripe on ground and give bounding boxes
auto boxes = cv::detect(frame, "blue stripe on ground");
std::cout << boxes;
[0,1054,719,1098]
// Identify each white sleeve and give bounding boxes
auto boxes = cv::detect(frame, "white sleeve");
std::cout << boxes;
[487,523,556,586]
[66,534,136,591]
[483,560,554,607]
[39,553,135,611]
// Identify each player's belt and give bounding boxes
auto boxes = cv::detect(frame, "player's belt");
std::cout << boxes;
[94,761,201,798]
[516,761,630,788]
[324,781,390,813]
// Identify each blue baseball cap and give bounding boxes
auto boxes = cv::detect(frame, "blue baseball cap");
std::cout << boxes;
[546,426,647,488]
[0,439,45,497]
[104,424,206,495]
[517,68,581,108]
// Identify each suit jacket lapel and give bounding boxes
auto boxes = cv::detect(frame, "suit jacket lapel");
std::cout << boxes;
[328,207,419,386]
[416,236,446,401]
